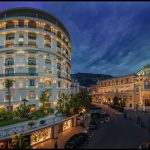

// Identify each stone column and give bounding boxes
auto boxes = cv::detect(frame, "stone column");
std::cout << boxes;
[37,33,44,48]
[24,32,28,45]
[72,117,77,127]
[51,124,59,139]
[15,32,19,45]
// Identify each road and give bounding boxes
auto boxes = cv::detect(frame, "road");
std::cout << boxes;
[85,104,150,149]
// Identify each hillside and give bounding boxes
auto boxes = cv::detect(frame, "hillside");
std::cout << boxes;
[71,73,113,87]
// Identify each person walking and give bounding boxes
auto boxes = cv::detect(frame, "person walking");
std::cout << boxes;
[137,116,141,125]
[124,112,127,119]
[54,140,58,149]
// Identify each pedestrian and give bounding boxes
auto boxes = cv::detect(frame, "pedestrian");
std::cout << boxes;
[54,140,58,149]
[124,112,127,119]
[137,116,141,124]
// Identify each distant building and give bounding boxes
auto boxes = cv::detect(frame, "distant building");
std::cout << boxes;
[91,65,150,112]
[70,80,80,95]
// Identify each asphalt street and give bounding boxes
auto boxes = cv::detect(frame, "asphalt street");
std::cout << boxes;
[84,104,150,149]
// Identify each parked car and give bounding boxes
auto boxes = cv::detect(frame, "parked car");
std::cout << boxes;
[89,121,98,130]
[78,133,89,143]
[139,140,150,149]
[64,134,80,149]
[64,133,89,149]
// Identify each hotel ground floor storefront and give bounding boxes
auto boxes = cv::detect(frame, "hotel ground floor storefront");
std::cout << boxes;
[0,116,77,149]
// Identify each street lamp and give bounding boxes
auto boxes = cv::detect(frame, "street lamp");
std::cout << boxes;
[82,108,86,128]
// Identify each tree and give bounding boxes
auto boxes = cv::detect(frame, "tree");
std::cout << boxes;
[113,96,120,106]
[21,98,28,106]
[10,133,32,149]
[57,93,71,115]
[0,108,14,120]
[74,90,92,113]
[56,91,92,117]
[14,105,30,119]
[3,79,14,111]
[40,91,50,112]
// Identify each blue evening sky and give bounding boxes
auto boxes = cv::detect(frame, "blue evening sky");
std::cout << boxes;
[0,2,150,76]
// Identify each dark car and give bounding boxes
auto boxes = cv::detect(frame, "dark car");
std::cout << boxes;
[78,133,89,143]
[89,121,98,130]
[64,134,81,149]
[64,133,89,149]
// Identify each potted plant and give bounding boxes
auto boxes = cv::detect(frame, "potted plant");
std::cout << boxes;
[28,121,35,128]
[40,120,45,125]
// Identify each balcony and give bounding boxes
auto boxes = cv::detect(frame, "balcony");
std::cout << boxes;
[0,73,38,77]
[0,44,38,49]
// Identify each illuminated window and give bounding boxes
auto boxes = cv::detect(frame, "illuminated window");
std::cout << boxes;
[45,80,52,86]
[145,99,150,106]
[28,91,35,99]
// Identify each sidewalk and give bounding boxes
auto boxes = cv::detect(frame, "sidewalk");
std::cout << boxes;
[33,113,91,149]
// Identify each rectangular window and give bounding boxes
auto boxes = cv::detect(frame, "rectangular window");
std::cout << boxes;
[5,58,14,65]
[28,33,36,40]
[28,91,35,99]
[145,99,150,106]
[30,79,35,86]
[58,81,61,87]
[5,68,14,75]
[28,68,36,75]
[57,63,61,70]
[28,58,36,65]
[45,59,51,65]
[6,33,15,40]
[57,41,61,48]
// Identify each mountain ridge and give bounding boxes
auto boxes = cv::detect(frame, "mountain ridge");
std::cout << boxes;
[71,73,113,87]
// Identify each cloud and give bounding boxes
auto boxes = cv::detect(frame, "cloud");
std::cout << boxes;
[0,2,150,76]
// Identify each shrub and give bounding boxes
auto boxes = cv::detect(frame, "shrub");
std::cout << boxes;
[28,121,34,127]
[40,120,45,125]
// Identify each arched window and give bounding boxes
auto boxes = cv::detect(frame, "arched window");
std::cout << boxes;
[5,58,14,65]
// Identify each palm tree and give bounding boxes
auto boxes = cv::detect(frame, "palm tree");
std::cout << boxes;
[21,98,28,106]
[40,91,50,111]
[3,79,14,111]
[10,133,32,149]
[58,93,71,115]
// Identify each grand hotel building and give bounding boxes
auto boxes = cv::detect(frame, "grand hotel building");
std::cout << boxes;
[92,65,150,111]
[0,8,71,111]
